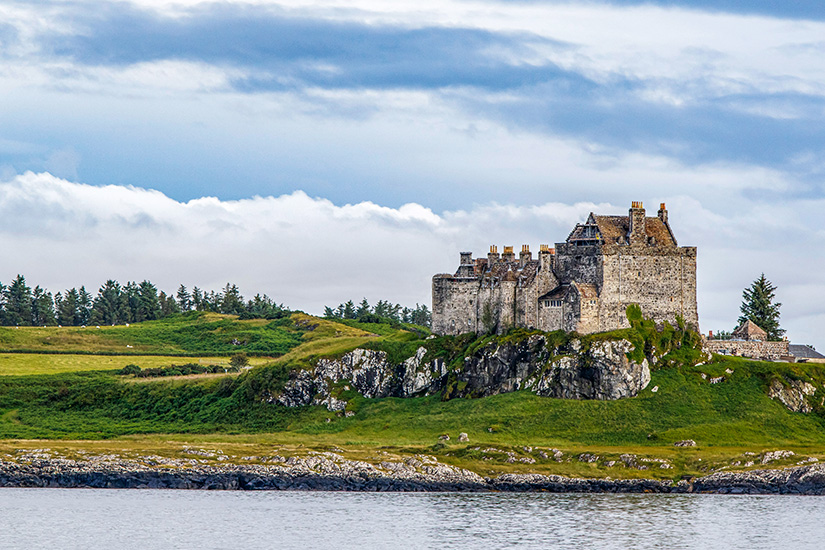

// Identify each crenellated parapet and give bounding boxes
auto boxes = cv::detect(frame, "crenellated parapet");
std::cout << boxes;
[432,201,699,336]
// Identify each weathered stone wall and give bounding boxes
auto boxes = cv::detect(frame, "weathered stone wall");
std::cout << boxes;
[704,340,790,360]
[599,244,698,332]
[432,275,479,335]
[553,244,602,286]
[432,205,699,337]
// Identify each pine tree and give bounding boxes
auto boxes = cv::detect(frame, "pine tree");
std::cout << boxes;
[58,288,80,326]
[77,286,93,325]
[31,286,56,326]
[4,275,33,326]
[191,287,203,311]
[738,273,785,341]
[220,283,244,315]
[356,298,371,318]
[92,280,128,325]
[176,285,192,312]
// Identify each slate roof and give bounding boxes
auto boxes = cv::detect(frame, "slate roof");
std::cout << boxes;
[789,344,825,360]
[591,214,677,246]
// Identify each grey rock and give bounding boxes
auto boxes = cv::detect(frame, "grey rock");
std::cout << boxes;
[768,379,816,413]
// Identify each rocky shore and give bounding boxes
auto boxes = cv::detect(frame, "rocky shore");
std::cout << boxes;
[4,451,825,494]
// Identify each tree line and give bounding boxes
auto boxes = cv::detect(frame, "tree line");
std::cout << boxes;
[0,275,289,326]
[323,298,431,328]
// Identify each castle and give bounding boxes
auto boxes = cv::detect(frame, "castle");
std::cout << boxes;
[432,202,698,335]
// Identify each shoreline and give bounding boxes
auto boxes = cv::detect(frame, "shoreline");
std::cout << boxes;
[4,454,825,494]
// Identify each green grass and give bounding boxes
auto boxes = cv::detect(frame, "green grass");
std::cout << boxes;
[0,311,306,356]
[0,354,273,376]
[1,313,825,480]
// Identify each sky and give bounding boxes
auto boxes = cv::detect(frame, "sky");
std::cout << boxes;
[0,0,823,347]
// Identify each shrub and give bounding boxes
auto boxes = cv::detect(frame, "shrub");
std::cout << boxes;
[118,364,141,376]
[230,353,250,369]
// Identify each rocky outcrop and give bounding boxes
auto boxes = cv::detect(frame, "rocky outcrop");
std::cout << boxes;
[0,452,486,492]
[768,378,816,413]
[277,336,650,410]
[6,455,825,494]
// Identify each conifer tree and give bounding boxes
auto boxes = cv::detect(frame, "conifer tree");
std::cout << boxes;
[738,273,785,341]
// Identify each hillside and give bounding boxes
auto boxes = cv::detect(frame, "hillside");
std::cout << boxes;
[1,311,824,480]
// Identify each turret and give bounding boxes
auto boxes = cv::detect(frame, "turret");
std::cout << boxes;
[457,251,474,277]
[628,201,646,246]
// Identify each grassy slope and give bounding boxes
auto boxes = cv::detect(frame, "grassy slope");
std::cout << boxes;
[1,313,824,479]
[0,312,304,355]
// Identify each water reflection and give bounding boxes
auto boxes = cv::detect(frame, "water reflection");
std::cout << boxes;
[0,489,822,550]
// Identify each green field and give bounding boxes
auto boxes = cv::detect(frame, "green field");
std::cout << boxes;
[0,311,306,355]
[0,354,274,377]
[1,312,824,479]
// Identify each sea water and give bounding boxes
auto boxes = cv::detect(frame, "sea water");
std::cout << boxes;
[0,489,822,549]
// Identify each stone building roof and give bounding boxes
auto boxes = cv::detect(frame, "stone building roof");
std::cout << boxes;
[592,215,677,246]
[733,320,768,341]
[789,344,825,360]
[574,282,599,299]
[538,282,599,301]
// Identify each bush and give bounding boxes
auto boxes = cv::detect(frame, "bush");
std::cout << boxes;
[118,364,141,376]
[230,353,250,369]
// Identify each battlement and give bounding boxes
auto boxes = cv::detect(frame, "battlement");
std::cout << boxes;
[432,201,699,336]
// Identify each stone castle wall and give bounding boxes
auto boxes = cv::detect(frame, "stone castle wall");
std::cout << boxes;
[704,340,790,361]
[598,245,698,332]
[432,203,699,337]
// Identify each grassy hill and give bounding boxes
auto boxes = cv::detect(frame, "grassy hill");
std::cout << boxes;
[1,311,824,479]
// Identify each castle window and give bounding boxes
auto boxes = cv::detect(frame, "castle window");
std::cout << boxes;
[550,300,563,308]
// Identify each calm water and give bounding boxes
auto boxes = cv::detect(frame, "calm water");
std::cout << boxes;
[0,489,822,549]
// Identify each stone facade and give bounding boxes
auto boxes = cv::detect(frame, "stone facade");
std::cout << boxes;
[432,202,699,335]
[703,340,790,361]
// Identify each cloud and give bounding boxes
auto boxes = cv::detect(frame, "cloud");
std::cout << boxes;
[1,0,821,189]
[0,172,823,350]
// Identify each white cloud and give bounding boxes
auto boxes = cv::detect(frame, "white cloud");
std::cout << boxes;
[0,171,822,349]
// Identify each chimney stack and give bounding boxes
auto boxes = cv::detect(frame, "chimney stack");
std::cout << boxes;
[519,244,532,266]
[488,245,500,264]
[658,202,668,225]
[628,201,646,245]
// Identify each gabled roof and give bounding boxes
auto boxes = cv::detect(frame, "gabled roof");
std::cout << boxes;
[590,214,677,246]
[573,282,599,299]
[538,282,600,301]
[733,320,768,341]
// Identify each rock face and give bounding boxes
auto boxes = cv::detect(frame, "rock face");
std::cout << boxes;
[276,335,650,410]
[6,455,825,494]
[768,378,816,413]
